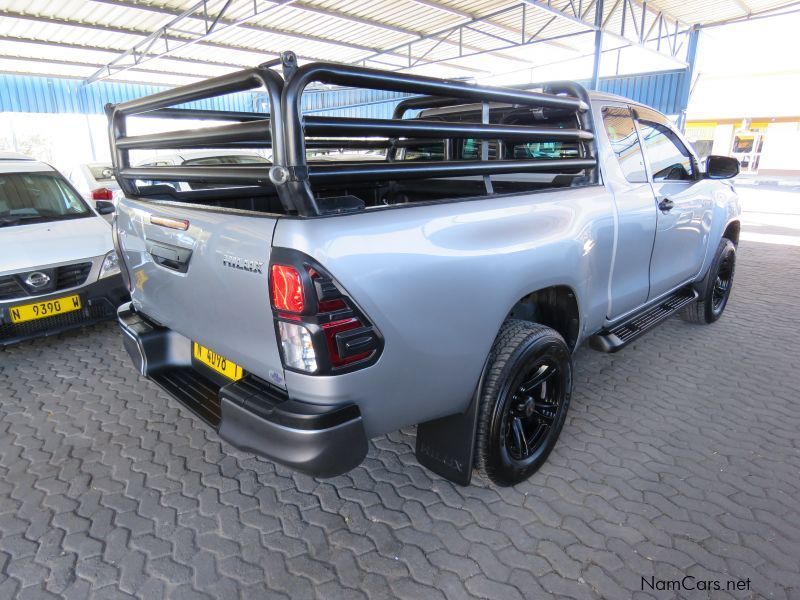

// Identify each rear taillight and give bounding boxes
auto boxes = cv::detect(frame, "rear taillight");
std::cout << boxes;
[322,318,373,367]
[270,265,304,313]
[277,321,317,372]
[269,251,381,375]
[91,187,114,200]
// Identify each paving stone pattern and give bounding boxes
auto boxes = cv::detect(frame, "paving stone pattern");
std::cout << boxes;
[1,239,799,599]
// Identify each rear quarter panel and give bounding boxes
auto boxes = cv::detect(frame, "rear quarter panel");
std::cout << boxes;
[274,187,615,437]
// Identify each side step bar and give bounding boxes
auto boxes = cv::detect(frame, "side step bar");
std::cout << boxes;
[589,287,699,353]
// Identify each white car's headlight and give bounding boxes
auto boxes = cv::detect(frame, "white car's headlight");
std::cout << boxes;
[99,250,121,279]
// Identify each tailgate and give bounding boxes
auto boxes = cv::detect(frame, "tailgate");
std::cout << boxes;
[115,199,284,386]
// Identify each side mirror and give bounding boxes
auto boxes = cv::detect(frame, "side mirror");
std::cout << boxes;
[95,200,116,215]
[705,155,739,179]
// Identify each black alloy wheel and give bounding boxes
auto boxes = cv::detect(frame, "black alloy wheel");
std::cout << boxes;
[681,237,736,324]
[476,320,573,486]
[504,360,562,462]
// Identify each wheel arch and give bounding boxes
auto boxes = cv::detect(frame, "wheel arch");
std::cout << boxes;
[505,285,581,351]
[722,219,741,246]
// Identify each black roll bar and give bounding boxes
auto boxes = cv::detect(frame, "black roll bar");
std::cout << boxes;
[308,158,595,184]
[121,158,594,186]
[106,65,289,208]
[115,121,272,150]
[107,54,598,215]
[305,116,593,142]
[280,62,594,214]
[113,116,592,151]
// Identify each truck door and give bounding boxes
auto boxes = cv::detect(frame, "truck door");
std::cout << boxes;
[599,105,658,320]
[634,107,711,300]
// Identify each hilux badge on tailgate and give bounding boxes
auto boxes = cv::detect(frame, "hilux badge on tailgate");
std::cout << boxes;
[222,254,264,274]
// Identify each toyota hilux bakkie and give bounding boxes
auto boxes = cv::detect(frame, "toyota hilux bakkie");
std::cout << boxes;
[108,53,740,486]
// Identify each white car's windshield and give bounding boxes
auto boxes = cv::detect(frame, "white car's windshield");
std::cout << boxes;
[0,172,91,227]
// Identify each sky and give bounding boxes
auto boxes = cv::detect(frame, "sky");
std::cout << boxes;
[694,11,800,76]
[688,11,800,118]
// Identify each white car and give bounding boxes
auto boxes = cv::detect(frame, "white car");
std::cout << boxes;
[0,152,128,346]
[67,162,123,204]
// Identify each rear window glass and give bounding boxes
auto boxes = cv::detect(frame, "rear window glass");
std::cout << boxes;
[402,143,445,161]
[0,172,90,225]
[182,155,269,166]
[504,141,580,160]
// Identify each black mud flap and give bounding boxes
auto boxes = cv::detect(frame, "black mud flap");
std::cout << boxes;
[415,363,487,486]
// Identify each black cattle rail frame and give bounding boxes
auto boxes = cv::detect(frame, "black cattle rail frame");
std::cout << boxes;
[107,51,598,217]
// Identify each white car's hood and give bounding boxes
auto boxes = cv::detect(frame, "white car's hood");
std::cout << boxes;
[2,216,112,274]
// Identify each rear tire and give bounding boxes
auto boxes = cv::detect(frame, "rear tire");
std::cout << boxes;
[682,238,736,324]
[475,320,573,486]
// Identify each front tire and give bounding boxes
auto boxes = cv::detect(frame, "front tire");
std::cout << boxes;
[682,238,736,324]
[475,320,573,486]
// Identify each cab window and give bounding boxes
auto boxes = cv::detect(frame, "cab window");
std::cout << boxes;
[601,107,647,183]
[635,109,695,182]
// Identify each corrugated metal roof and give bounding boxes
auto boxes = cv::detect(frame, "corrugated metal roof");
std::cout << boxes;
[0,0,795,89]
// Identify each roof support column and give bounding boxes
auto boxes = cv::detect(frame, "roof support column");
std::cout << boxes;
[677,25,700,131]
[590,0,604,90]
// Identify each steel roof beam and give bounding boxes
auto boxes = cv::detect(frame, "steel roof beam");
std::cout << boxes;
[0,10,282,64]
[733,0,753,16]
[407,0,573,49]
[85,0,497,76]
[358,2,572,70]
[521,0,689,63]
[0,35,247,70]
[89,0,385,55]
[85,0,298,82]
[0,53,208,81]
[285,1,534,66]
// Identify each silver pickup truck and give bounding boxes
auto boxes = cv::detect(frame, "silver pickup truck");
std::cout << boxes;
[108,54,740,486]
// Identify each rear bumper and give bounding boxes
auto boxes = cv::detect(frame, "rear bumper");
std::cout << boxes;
[0,274,128,346]
[117,302,368,478]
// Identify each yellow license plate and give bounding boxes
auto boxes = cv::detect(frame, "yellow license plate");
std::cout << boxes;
[193,342,244,381]
[9,294,82,323]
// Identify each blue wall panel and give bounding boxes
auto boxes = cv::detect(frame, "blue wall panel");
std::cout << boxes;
[590,70,685,115]
[300,88,409,119]
[0,74,260,115]
[1,70,687,118]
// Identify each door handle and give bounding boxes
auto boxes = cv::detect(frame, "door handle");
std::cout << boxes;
[658,198,674,212]
[145,240,192,272]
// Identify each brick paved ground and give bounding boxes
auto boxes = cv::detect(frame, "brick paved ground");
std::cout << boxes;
[1,236,799,598]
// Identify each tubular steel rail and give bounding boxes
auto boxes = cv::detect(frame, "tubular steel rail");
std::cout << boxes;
[107,51,598,217]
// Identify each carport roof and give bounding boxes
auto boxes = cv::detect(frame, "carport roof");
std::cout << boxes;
[0,0,796,86]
